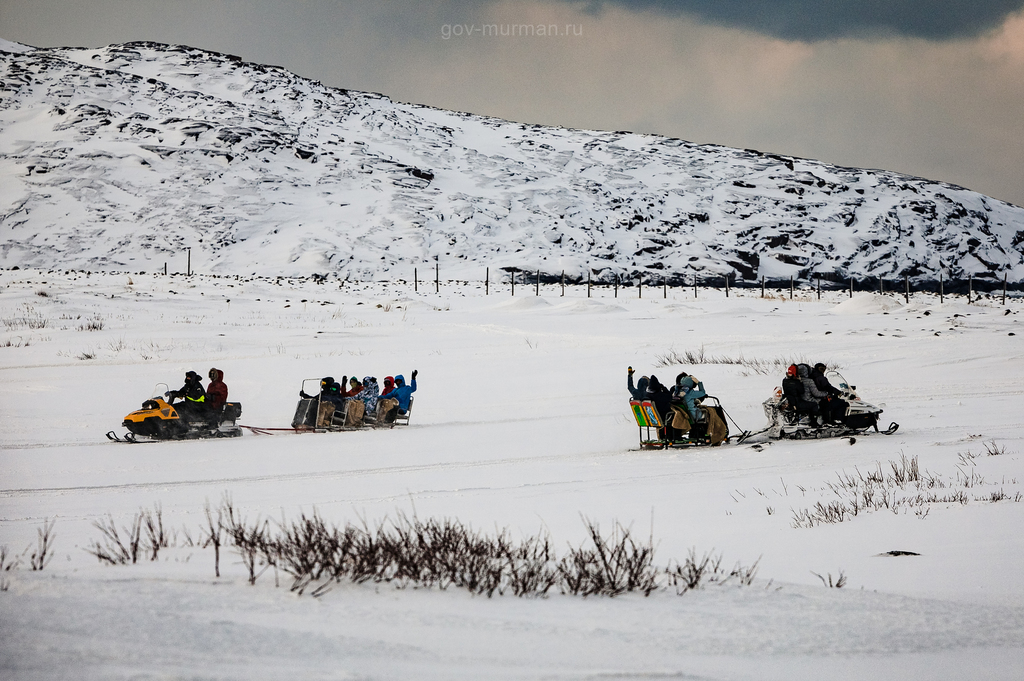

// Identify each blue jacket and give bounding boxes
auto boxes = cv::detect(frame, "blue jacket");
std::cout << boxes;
[628,374,649,401]
[391,374,417,411]
[673,377,706,419]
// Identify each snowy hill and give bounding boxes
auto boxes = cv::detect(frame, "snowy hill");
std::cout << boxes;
[1,39,1023,282]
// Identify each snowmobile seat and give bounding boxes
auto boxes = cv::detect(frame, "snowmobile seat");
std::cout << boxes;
[221,402,242,423]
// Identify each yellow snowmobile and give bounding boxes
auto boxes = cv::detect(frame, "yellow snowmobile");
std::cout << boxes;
[107,383,242,442]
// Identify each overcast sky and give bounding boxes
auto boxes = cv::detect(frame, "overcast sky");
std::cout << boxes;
[3,0,1023,207]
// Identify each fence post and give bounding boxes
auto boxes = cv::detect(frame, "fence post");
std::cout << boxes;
[817,275,821,300]
[186,247,191,277]
[939,272,943,303]
[164,262,167,276]
[1003,273,1008,306]
[904,274,909,304]
[587,270,591,298]
[435,262,439,293]
[663,276,667,299]
[614,274,618,298]
[638,274,642,299]
[879,276,883,295]
[485,267,489,295]
[536,269,540,296]
[761,276,765,299]
[414,267,418,293]
[511,269,515,296]
[790,276,794,299]
[725,274,729,298]
[694,274,697,299]
[968,274,973,304]
[849,276,853,299]
[561,270,565,297]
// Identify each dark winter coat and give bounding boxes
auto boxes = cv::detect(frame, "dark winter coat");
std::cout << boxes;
[324,382,347,406]
[207,369,228,411]
[797,364,828,402]
[628,374,649,401]
[391,374,417,411]
[169,373,206,405]
[810,367,841,397]
[782,377,804,405]
[644,375,673,421]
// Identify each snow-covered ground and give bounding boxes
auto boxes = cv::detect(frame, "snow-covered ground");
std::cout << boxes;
[1,268,1023,679]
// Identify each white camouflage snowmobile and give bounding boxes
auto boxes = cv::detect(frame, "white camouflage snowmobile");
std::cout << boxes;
[761,370,898,440]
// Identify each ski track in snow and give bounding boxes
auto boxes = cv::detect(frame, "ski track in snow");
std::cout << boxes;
[1,270,1023,679]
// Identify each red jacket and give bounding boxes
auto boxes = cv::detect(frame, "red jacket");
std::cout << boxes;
[343,381,362,398]
[207,369,228,411]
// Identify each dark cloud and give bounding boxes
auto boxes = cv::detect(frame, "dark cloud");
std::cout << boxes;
[587,0,1024,41]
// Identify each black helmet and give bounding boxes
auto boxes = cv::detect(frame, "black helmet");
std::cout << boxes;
[321,376,335,389]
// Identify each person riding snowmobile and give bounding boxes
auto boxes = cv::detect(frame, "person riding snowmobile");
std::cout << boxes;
[166,371,207,418]
[207,368,228,412]
[811,363,847,423]
[783,364,819,420]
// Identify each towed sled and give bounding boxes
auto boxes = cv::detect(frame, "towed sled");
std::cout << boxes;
[284,378,412,433]
[107,383,242,442]
[761,370,898,440]
[630,396,734,449]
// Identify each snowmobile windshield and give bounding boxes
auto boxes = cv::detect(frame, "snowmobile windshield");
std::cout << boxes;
[826,371,849,391]
[150,382,169,400]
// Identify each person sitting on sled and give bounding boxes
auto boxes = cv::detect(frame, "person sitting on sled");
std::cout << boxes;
[645,375,678,440]
[300,376,343,404]
[672,372,707,422]
[381,371,417,422]
[627,367,649,402]
[358,376,380,413]
[381,376,396,397]
[342,376,363,398]
[166,370,207,417]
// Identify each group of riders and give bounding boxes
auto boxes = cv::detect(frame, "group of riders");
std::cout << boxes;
[298,371,417,427]
[627,367,728,444]
[627,361,849,443]
[781,362,848,425]
[165,368,229,422]
[165,368,418,428]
